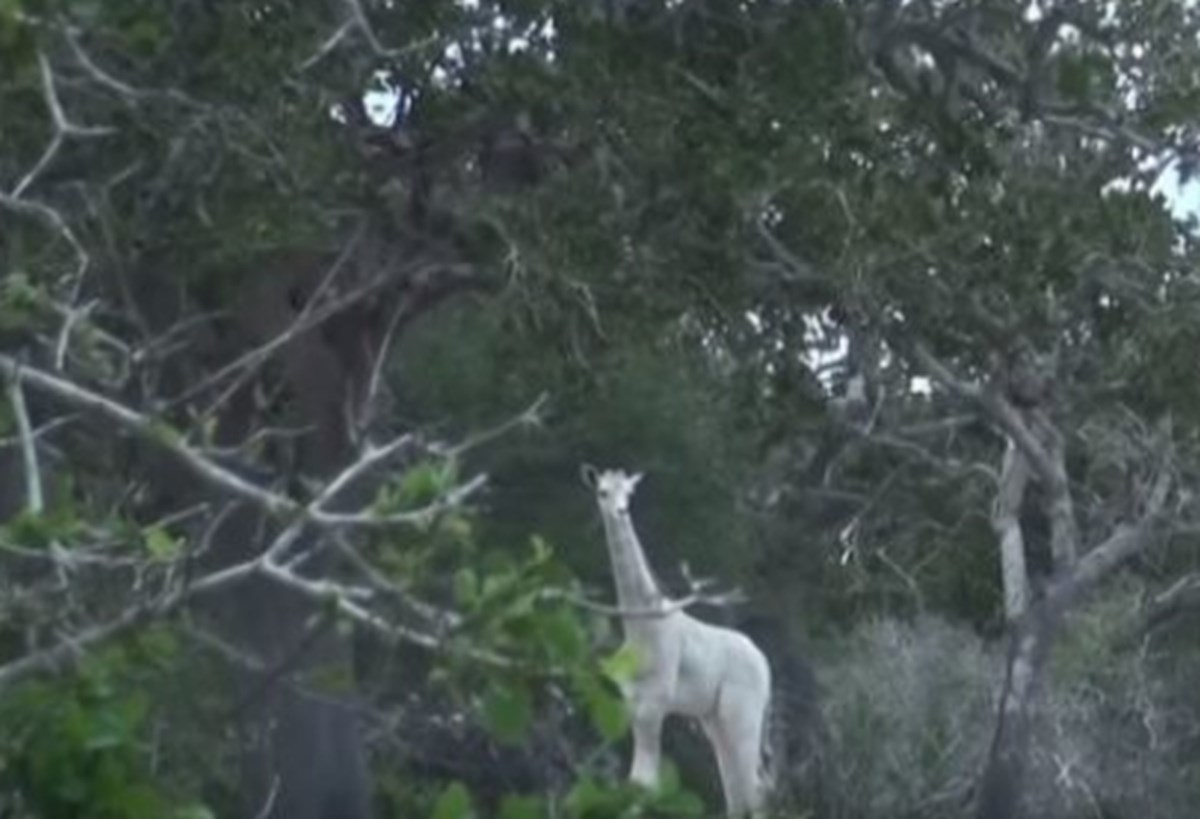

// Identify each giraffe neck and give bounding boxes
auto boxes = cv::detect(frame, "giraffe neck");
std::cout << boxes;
[599,506,663,613]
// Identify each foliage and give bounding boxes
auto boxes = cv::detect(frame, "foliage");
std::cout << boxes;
[3,0,1200,817]
[818,616,1001,819]
[0,632,214,819]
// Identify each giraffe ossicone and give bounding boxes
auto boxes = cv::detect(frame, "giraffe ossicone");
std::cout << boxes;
[580,463,774,818]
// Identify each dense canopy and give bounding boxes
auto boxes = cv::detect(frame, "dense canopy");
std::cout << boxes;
[2,1,1199,818]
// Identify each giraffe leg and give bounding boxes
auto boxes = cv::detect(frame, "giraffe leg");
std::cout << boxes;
[629,702,665,789]
[703,717,736,816]
[714,691,769,818]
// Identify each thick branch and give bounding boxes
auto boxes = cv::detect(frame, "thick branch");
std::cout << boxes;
[992,439,1031,621]
[909,345,1057,484]
[1059,468,1172,598]
[908,345,1080,572]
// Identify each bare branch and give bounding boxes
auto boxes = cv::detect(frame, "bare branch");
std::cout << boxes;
[0,355,495,535]
[64,27,147,100]
[255,777,281,819]
[546,561,747,619]
[332,535,462,630]
[310,472,490,529]
[0,557,258,689]
[297,19,355,72]
[256,558,513,668]
[433,392,550,459]
[312,433,417,509]
[0,192,90,290]
[12,52,114,199]
[1140,572,1200,634]
[753,218,829,284]
[5,375,45,513]
[200,423,314,460]
[343,0,439,59]
[177,229,366,410]
[54,299,98,371]
[3,372,76,583]
[357,281,412,441]
[906,343,1083,575]
[0,413,75,450]
[1060,467,1172,596]
[908,344,1062,490]
[0,352,299,516]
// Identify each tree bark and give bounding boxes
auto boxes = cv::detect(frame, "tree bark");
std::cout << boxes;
[974,600,1061,819]
[992,438,1031,622]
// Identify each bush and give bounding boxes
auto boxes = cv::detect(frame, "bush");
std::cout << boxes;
[815,603,1200,819]
[817,615,999,819]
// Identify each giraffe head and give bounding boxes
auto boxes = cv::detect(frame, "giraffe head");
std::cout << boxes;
[580,464,643,514]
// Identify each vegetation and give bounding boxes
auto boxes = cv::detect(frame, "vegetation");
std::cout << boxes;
[2,1,1199,817]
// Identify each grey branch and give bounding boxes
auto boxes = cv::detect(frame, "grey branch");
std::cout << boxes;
[0,557,258,690]
[1060,466,1172,596]
[909,344,1062,493]
[12,52,113,199]
[343,0,439,59]
[297,20,355,72]
[0,352,297,516]
[992,439,1032,621]
[1141,572,1200,633]
[5,375,45,513]
[550,562,747,619]
[433,392,550,459]
[175,229,365,410]
[0,355,489,530]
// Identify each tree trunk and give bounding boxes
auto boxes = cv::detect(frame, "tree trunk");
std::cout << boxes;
[126,250,384,819]
[974,600,1062,819]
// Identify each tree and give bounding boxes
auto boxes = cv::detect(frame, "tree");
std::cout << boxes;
[4,1,1200,817]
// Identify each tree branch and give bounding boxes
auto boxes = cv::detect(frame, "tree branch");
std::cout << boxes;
[545,562,747,619]
[992,438,1032,621]
[1061,466,1172,596]
[1141,572,1200,633]
[0,557,258,690]
[5,374,45,514]
[0,352,298,516]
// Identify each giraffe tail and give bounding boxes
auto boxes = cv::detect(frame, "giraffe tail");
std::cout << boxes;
[759,689,785,801]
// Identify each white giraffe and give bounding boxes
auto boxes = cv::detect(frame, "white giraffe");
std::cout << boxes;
[581,464,774,818]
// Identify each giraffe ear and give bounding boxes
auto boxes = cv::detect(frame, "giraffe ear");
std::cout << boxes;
[629,472,644,489]
[580,463,599,488]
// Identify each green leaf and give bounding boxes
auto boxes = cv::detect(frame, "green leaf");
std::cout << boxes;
[499,794,544,819]
[399,458,459,507]
[454,568,478,606]
[529,534,553,561]
[431,782,474,819]
[649,788,705,816]
[578,675,630,741]
[441,513,474,543]
[538,608,587,663]
[563,776,607,816]
[142,526,181,561]
[563,776,636,818]
[600,644,641,686]
[481,681,532,744]
[4,508,80,549]
[657,758,682,793]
